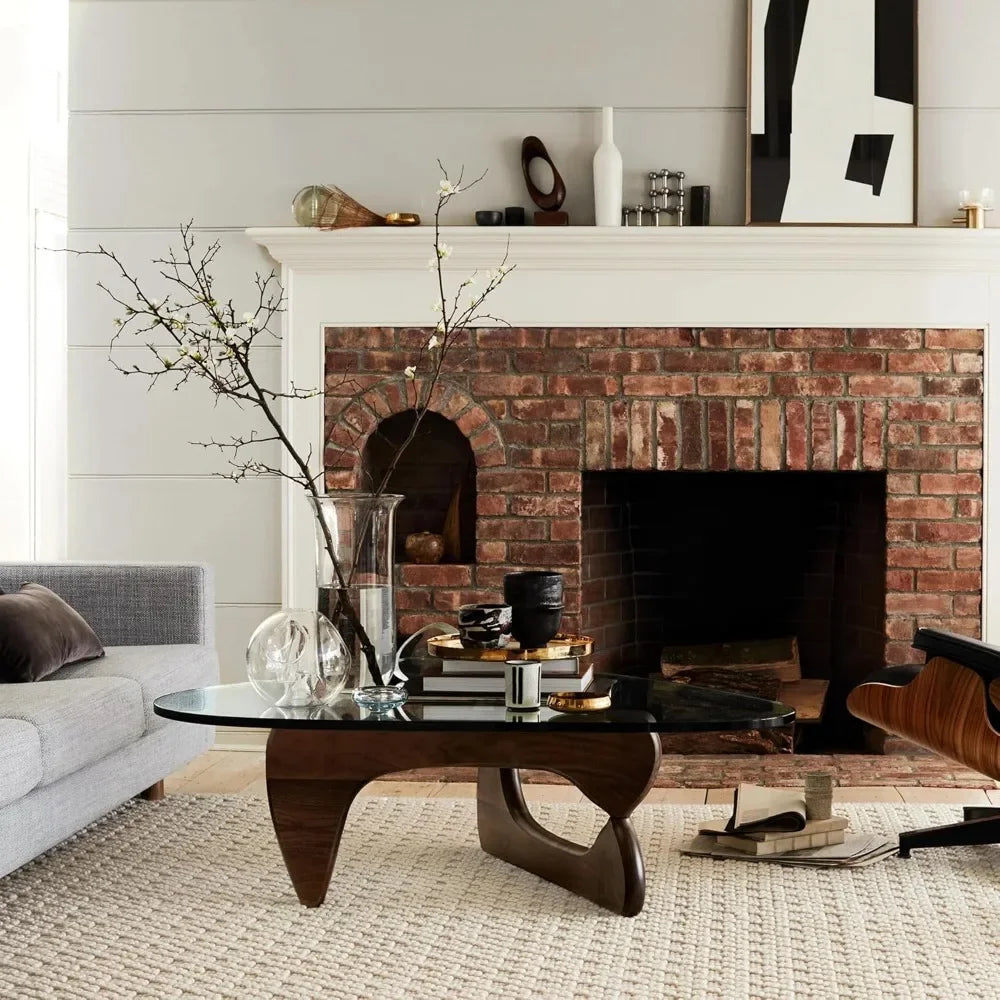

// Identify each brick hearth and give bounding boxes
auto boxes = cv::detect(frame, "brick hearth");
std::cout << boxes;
[325,326,984,678]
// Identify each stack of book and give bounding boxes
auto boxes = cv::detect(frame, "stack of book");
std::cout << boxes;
[421,654,593,695]
[682,783,897,868]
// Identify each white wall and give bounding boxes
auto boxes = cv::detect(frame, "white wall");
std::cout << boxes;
[68,0,998,683]
[1,0,67,561]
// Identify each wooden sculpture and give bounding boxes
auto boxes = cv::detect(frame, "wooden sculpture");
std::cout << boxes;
[521,136,568,225]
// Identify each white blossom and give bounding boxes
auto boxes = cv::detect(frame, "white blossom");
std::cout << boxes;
[426,257,438,270]
[435,320,445,334]
[403,365,417,379]
[427,335,440,350]
[438,179,459,196]
[431,299,443,313]
[241,311,255,323]
[435,242,453,260]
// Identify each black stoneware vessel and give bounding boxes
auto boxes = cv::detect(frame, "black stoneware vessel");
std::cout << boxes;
[504,572,565,648]
[503,571,564,607]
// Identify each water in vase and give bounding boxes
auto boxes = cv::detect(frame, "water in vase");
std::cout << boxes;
[319,583,395,685]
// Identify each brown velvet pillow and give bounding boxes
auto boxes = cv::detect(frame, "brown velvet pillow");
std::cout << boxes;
[0,583,105,682]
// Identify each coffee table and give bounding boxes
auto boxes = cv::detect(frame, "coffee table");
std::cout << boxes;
[154,675,793,916]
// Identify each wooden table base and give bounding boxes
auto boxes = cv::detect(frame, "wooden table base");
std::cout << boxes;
[265,728,662,916]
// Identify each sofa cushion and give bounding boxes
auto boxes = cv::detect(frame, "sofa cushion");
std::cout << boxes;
[1,677,144,786]
[53,645,218,733]
[0,719,43,807]
[0,583,105,682]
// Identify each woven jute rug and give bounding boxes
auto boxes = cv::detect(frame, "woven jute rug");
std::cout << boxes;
[2,795,1000,1000]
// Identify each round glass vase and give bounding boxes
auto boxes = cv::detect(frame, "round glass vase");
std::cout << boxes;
[246,609,351,708]
[309,493,407,709]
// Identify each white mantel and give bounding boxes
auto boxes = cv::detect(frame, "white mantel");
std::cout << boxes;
[248,226,1000,639]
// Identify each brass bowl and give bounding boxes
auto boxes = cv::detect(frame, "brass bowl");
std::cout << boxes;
[385,212,421,226]
[546,691,612,713]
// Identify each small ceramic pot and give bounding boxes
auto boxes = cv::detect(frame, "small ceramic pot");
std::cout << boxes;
[404,532,444,564]
[458,603,512,649]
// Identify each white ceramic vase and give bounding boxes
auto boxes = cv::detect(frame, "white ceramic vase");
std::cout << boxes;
[592,106,623,226]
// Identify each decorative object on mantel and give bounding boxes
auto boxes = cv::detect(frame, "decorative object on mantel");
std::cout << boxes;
[475,210,503,226]
[292,185,420,228]
[75,160,515,709]
[953,188,995,229]
[689,185,711,226]
[385,212,421,226]
[623,169,685,226]
[246,608,350,708]
[404,531,444,565]
[592,106,623,227]
[504,206,525,225]
[746,0,916,224]
[521,135,568,225]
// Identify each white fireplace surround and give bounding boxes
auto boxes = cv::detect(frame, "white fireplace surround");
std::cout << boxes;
[248,225,1000,641]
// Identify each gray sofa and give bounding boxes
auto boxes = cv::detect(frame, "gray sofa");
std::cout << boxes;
[0,562,218,878]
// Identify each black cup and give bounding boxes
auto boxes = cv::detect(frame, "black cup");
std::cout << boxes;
[504,571,564,606]
[504,572,565,648]
[510,604,563,649]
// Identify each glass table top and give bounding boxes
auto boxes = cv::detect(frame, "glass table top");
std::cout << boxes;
[153,674,795,734]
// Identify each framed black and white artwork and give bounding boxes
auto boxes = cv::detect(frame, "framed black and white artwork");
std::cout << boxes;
[746,0,917,225]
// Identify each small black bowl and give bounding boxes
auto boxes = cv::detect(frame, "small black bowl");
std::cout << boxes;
[475,210,504,226]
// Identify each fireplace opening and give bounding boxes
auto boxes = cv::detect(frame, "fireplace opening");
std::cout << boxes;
[581,470,888,748]
[362,410,477,563]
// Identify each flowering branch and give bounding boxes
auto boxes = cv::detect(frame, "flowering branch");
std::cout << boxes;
[71,163,515,693]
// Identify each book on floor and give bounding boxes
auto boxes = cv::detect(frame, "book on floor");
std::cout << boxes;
[441,656,581,676]
[421,662,594,694]
[699,815,849,841]
[715,828,846,856]
[728,782,808,833]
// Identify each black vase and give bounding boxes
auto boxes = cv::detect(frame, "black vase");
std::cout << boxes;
[504,572,565,649]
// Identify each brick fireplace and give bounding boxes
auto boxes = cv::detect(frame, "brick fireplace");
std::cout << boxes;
[324,326,984,710]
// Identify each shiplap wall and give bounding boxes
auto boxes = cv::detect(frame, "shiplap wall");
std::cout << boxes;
[68,0,994,683]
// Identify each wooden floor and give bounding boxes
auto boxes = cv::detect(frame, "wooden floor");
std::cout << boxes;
[166,750,1000,806]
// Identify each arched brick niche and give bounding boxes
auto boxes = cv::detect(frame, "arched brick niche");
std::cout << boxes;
[362,410,477,563]
[324,326,984,671]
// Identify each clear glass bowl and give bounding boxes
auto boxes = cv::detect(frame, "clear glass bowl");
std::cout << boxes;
[246,609,350,708]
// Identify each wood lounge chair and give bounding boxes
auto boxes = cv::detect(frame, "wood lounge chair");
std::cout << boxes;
[847,627,1000,858]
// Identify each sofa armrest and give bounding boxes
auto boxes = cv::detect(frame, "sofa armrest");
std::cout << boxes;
[0,562,214,647]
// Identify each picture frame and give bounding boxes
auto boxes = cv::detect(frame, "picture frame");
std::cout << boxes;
[745,0,918,226]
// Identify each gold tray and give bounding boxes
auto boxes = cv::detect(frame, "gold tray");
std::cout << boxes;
[426,633,594,662]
